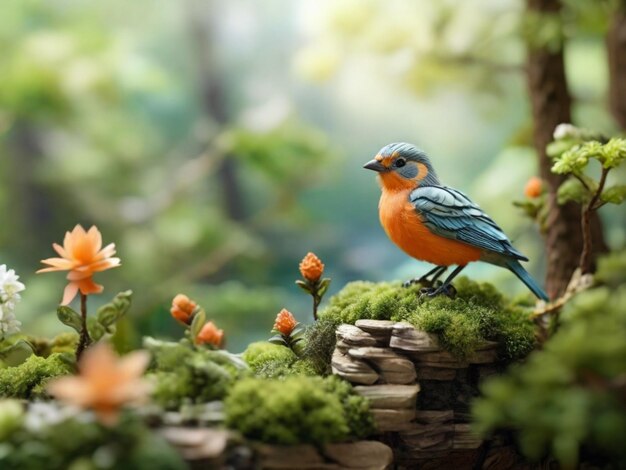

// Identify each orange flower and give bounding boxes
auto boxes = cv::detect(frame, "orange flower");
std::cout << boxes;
[299,252,324,283]
[47,342,150,426]
[195,321,224,347]
[37,225,121,305]
[524,176,543,198]
[170,294,197,325]
[274,308,298,336]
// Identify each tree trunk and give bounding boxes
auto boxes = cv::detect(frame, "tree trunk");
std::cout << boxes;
[607,0,626,130]
[186,0,245,221]
[525,0,607,298]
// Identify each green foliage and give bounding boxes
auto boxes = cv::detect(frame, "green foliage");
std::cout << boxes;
[0,405,186,470]
[0,353,73,399]
[26,332,78,358]
[145,339,244,409]
[595,249,626,288]
[224,376,373,445]
[472,284,626,467]
[552,138,626,175]
[319,278,535,360]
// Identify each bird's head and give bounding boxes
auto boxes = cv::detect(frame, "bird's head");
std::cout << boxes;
[364,142,439,191]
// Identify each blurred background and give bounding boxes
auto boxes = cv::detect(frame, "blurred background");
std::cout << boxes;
[1,0,624,352]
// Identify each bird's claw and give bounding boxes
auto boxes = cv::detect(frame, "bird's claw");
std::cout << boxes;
[419,284,457,299]
[403,277,440,289]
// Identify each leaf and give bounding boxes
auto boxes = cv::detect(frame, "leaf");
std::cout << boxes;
[295,280,312,294]
[97,290,133,328]
[0,340,34,366]
[190,309,207,340]
[600,185,626,205]
[88,317,107,342]
[556,177,591,205]
[268,335,288,346]
[317,278,331,298]
[57,306,83,333]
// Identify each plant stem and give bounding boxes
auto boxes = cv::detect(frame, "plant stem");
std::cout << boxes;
[312,294,319,321]
[76,293,91,360]
[579,167,609,273]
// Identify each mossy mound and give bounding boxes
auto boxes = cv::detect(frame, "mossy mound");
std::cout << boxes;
[319,277,535,360]
[146,340,246,409]
[225,375,374,445]
[0,353,73,399]
[242,342,317,379]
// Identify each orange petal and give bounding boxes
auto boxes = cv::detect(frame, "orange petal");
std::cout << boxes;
[79,343,119,378]
[119,350,150,380]
[38,257,75,270]
[53,242,68,258]
[61,282,80,305]
[77,277,104,295]
[47,376,94,406]
[98,243,117,259]
[87,226,103,252]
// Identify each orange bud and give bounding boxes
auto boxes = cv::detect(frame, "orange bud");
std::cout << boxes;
[274,308,298,336]
[195,321,224,347]
[299,252,324,283]
[524,176,543,199]
[170,294,197,325]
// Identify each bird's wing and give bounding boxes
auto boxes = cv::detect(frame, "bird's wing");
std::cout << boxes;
[409,185,528,261]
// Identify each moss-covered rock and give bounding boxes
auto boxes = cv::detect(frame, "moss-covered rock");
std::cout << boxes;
[225,375,374,445]
[318,277,535,360]
[0,353,73,399]
[242,341,319,379]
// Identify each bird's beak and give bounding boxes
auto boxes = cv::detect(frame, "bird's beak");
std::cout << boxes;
[363,159,387,172]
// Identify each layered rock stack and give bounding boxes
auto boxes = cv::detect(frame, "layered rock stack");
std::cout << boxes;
[332,320,501,468]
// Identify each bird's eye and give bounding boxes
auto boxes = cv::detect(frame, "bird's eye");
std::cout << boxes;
[395,158,406,168]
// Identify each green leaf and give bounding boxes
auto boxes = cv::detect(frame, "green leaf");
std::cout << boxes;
[57,306,83,333]
[190,309,207,340]
[556,177,591,205]
[268,335,287,346]
[600,185,626,205]
[0,340,34,366]
[96,290,132,328]
[295,280,312,294]
[87,317,107,342]
[317,278,331,298]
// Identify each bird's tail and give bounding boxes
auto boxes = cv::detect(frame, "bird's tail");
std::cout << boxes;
[506,260,549,302]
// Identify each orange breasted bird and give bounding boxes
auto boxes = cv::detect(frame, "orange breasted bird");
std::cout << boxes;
[364,142,549,301]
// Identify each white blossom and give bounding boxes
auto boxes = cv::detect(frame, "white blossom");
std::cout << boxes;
[0,264,25,338]
[553,123,578,141]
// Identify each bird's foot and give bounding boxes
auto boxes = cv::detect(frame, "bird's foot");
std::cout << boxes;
[419,283,457,299]
[403,277,439,289]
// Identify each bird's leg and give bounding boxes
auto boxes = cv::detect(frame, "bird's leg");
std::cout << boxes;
[420,265,466,299]
[403,265,447,288]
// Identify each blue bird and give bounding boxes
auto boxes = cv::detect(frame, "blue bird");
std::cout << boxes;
[364,142,549,301]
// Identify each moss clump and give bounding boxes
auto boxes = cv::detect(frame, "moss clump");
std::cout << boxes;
[147,341,243,409]
[473,284,626,468]
[300,318,340,375]
[319,277,535,360]
[0,353,73,399]
[225,375,373,445]
[242,341,320,379]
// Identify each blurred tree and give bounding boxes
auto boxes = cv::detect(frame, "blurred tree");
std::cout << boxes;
[607,0,626,129]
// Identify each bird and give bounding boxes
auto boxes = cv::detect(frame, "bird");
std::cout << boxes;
[363,142,549,301]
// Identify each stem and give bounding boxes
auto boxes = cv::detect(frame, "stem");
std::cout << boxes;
[579,167,609,273]
[76,293,91,360]
[312,294,319,321]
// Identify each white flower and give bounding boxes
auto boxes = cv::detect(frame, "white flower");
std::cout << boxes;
[553,123,578,141]
[0,265,25,303]
[0,265,25,338]
[0,304,21,337]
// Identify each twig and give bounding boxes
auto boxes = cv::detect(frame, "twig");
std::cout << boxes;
[579,167,609,273]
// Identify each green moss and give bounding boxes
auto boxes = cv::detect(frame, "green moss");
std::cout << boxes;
[225,376,372,445]
[472,284,626,467]
[0,353,73,399]
[300,318,340,375]
[242,341,320,379]
[319,277,535,360]
[147,342,243,409]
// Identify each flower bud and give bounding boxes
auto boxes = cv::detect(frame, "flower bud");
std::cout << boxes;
[274,308,298,336]
[170,294,197,325]
[524,176,543,199]
[195,321,224,347]
[299,252,324,283]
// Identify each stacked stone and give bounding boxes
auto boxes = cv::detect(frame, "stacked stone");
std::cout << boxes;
[331,320,499,466]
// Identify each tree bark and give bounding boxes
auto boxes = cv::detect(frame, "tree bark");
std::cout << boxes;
[186,0,245,221]
[525,0,607,298]
[607,0,626,130]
